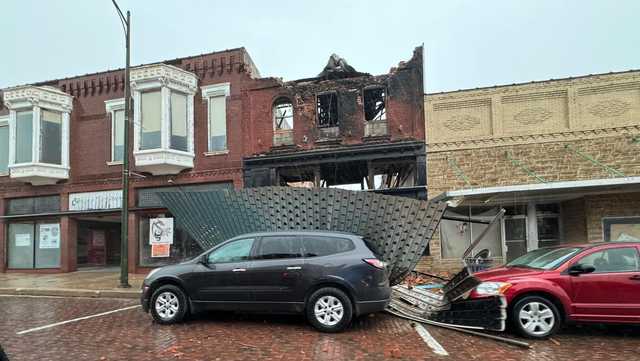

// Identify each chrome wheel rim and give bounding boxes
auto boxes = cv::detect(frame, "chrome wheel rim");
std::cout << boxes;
[314,295,344,326]
[518,301,555,336]
[155,291,180,320]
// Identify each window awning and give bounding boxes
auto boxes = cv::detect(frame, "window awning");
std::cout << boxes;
[432,176,640,206]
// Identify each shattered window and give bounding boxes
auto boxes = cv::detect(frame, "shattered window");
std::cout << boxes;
[364,87,386,121]
[273,98,293,130]
[317,93,338,127]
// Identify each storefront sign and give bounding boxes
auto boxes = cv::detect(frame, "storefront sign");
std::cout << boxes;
[39,223,61,249]
[151,243,171,258]
[69,190,122,211]
[149,217,174,245]
[15,234,32,247]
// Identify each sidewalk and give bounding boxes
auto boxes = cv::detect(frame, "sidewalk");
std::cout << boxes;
[0,268,144,299]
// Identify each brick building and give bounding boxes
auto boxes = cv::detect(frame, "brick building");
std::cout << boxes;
[0,46,425,273]
[420,70,640,273]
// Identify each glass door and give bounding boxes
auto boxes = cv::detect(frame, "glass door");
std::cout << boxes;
[504,216,528,262]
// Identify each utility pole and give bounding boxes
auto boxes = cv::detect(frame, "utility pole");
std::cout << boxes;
[112,0,131,288]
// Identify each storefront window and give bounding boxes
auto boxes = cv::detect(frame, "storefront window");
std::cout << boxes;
[8,221,61,269]
[138,214,203,267]
[440,207,503,259]
[603,217,640,242]
[140,90,162,150]
[536,203,561,247]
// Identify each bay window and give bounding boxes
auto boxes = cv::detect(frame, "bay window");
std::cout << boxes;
[2,85,72,185]
[130,64,197,175]
[201,82,230,153]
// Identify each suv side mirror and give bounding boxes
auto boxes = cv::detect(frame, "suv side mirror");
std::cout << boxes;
[568,264,595,276]
[200,254,214,268]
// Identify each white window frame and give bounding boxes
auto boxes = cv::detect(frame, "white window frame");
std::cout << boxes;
[129,64,197,175]
[201,82,230,155]
[105,98,125,165]
[0,115,8,176]
[2,85,72,185]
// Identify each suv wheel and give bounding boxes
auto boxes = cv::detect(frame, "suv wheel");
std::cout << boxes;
[306,287,353,333]
[512,296,561,339]
[150,285,188,324]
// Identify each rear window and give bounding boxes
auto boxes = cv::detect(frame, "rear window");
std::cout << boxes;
[361,237,382,258]
[302,236,355,257]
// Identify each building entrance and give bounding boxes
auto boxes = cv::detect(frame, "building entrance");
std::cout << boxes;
[76,218,121,267]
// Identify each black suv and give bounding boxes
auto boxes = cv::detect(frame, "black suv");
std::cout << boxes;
[141,231,391,332]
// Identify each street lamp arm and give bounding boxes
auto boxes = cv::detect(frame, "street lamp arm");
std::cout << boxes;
[111,0,129,35]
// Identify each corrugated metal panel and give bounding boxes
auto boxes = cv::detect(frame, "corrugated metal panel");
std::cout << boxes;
[157,187,446,285]
[137,182,233,208]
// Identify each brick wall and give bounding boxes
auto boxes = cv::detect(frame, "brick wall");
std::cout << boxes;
[423,70,640,273]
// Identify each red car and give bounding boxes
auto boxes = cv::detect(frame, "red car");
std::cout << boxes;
[470,242,640,338]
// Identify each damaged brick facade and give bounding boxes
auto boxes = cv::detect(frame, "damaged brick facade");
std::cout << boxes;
[243,47,427,198]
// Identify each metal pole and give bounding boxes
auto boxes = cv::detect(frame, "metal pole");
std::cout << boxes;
[119,9,131,288]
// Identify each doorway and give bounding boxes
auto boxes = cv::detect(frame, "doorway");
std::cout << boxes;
[76,218,121,267]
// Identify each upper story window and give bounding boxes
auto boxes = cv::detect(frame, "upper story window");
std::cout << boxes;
[105,98,125,163]
[317,92,338,128]
[201,83,230,153]
[2,85,72,185]
[363,87,386,121]
[0,116,8,175]
[130,64,197,175]
[273,98,293,130]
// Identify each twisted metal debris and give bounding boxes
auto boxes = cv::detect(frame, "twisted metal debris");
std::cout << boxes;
[157,186,446,285]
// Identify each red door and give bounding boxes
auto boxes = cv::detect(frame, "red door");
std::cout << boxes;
[568,245,640,322]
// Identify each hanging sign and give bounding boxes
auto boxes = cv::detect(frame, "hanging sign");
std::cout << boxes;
[15,234,32,247]
[39,223,61,249]
[149,218,174,245]
[69,190,122,211]
[151,243,171,258]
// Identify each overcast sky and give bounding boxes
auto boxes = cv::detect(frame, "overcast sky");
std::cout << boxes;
[1,0,638,92]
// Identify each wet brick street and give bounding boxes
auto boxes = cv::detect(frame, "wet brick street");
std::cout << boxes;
[1,295,639,361]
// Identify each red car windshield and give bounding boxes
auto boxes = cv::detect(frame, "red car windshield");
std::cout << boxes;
[507,247,583,270]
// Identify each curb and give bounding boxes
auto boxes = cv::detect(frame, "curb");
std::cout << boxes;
[0,287,141,299]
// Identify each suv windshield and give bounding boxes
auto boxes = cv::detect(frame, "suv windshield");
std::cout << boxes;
[507,246,583,270]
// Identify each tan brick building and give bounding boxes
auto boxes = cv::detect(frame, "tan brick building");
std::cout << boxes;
[420,70,640,273]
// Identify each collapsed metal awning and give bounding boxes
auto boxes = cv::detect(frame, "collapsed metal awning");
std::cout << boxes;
[432,176,640,206]
[157,187,447,285]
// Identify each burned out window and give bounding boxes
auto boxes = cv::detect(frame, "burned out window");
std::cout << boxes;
[273,98,293,130]
[316,93,338,128]
[363,87,386,121]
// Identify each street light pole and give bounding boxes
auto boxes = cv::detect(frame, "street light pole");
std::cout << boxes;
[112,0,131,288]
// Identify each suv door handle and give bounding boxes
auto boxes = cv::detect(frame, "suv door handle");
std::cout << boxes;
[286,266,302,270]
[630,275,640,280]
[232,268,246,272]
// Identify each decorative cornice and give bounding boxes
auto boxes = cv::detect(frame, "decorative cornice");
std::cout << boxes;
[427,125,640,152]
[426,71,640,102]
[3,85,73,112]
[130,63,198,93]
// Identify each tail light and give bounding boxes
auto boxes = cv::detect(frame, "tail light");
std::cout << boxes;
[363,258,386,269]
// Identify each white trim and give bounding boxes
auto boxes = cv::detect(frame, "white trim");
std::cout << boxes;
[436,176,640,202]
[201,83,230,152]
[0,116,8,176]
[105,98,125,163]
[203,150,229,156]
[413,324,449,356]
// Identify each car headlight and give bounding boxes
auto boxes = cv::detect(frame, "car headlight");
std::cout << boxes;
[145,268,161,280]
[474,282,512,296]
